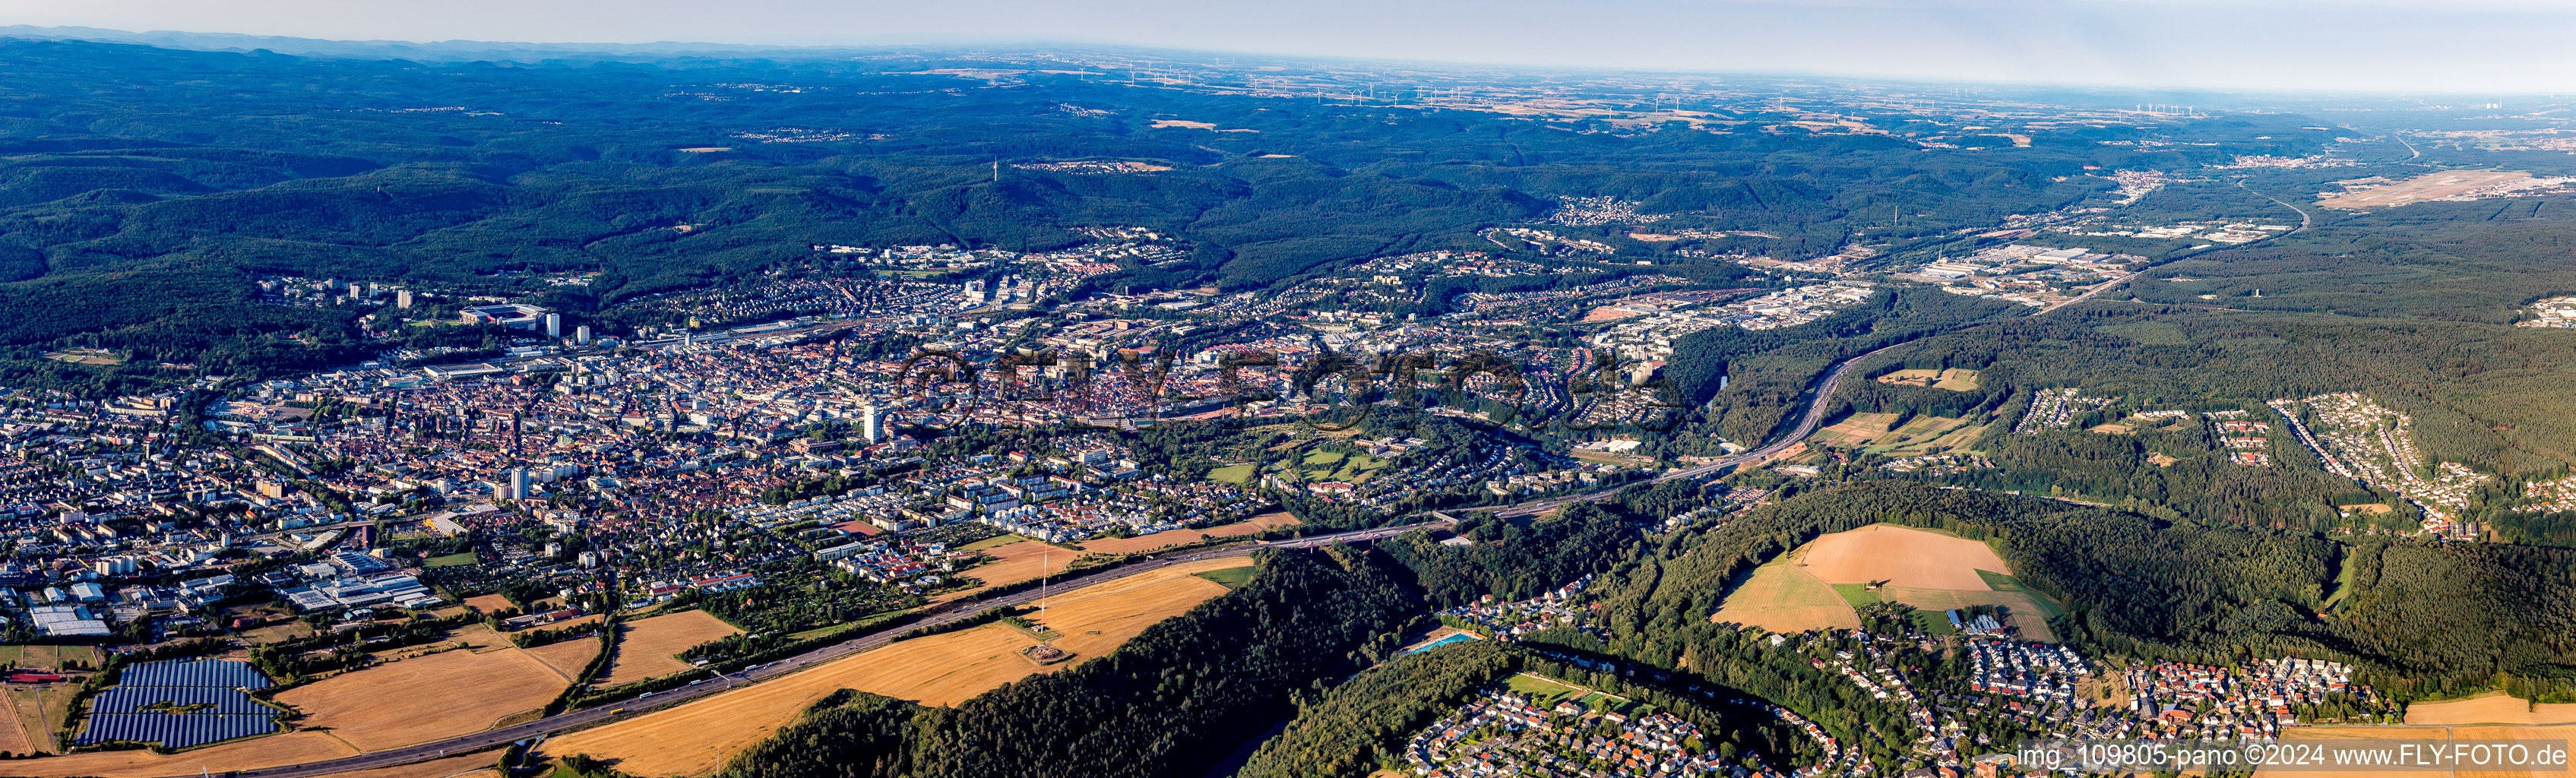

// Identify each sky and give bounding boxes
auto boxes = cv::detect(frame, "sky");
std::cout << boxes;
[2,0,2572,94]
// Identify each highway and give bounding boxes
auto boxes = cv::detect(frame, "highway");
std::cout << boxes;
[182,518,1451,778]
[165,198,2333,776]
[1485,186,2328,520]
[1489,337,1906,518]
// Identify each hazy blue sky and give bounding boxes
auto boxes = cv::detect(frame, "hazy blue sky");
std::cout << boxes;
[3,0,2571,93]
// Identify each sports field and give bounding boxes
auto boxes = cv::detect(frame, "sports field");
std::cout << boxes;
[597,610,742,687]
[542,558,1249,776]
[275,645,571,751]
[1710,558,1860,632]
[423,552,479,568]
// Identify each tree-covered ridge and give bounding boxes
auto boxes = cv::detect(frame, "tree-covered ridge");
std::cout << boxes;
[1239,640,1815,778]
[1593,482,2576,700]
[682,546,1422,778]
[1235,640,1521,778]
[0,37,2320,390]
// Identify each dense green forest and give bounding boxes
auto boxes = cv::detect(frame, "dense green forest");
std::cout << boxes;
[693,546,1426,778]
[1659,286,2025,445]
[1582,482,2576,701]
[698,478,2576,777]
[0,37,2322,391]
[1237,639,1813,778]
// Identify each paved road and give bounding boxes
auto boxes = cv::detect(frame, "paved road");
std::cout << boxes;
[166,198,2337,777]
[2241,180,2315,233]
[1489,337,1904,518]
[176,519,1450,778]
[1482,206,2326,520]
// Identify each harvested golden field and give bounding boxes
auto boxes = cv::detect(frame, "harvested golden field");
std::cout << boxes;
[2266,724,2576,778]
[1814,413,1903,447]
[0,730,356,777]
[1876,368,1980,391]
[2407,693,2576,725]
[0,690,37,755]
[544,557,1250,777]
[959,540,1074,589]
[464,594,514,613]
[597,610,742,687]
[1748,523,2065,641]
[526,635,605,681]
[1209,511,1300,536]
[1080,512,1301,553]
[1802,523,2009,590]
[5,681,81,754]
[242,619,318,645]
[1079,528,1208,555]
[1711,558,1859,632]
[277,646,570,751]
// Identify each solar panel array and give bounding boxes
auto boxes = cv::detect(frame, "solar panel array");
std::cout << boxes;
[116,659,274,689]
[79,713,277,748]
[76,659,280,749]
[91,687,274,715]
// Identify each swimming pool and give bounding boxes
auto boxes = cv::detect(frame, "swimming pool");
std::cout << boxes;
[1404,632,1483,653]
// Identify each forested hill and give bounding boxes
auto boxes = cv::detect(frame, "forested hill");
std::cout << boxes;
[1580,482,2576,701]
[0,36,2325,391]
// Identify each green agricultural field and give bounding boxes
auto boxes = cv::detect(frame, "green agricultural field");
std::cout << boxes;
[1194,568,1256,590]
[1207,463,1257,484]
[1502,672,1586,708]
[1974,569,2068,621]
[1830,583,1881,609]
[1909,609,1959,635]
[425,552,480,568]
[1710,559,1861,632]
[1283,449,1390,483]
[957,533,1035,552]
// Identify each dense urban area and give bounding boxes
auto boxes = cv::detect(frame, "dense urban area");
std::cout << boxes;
[0,27,2566,778]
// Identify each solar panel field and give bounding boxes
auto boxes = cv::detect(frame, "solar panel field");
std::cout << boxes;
[116,659,271,689]
[73,659,280,749]
[90,687,273,715]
